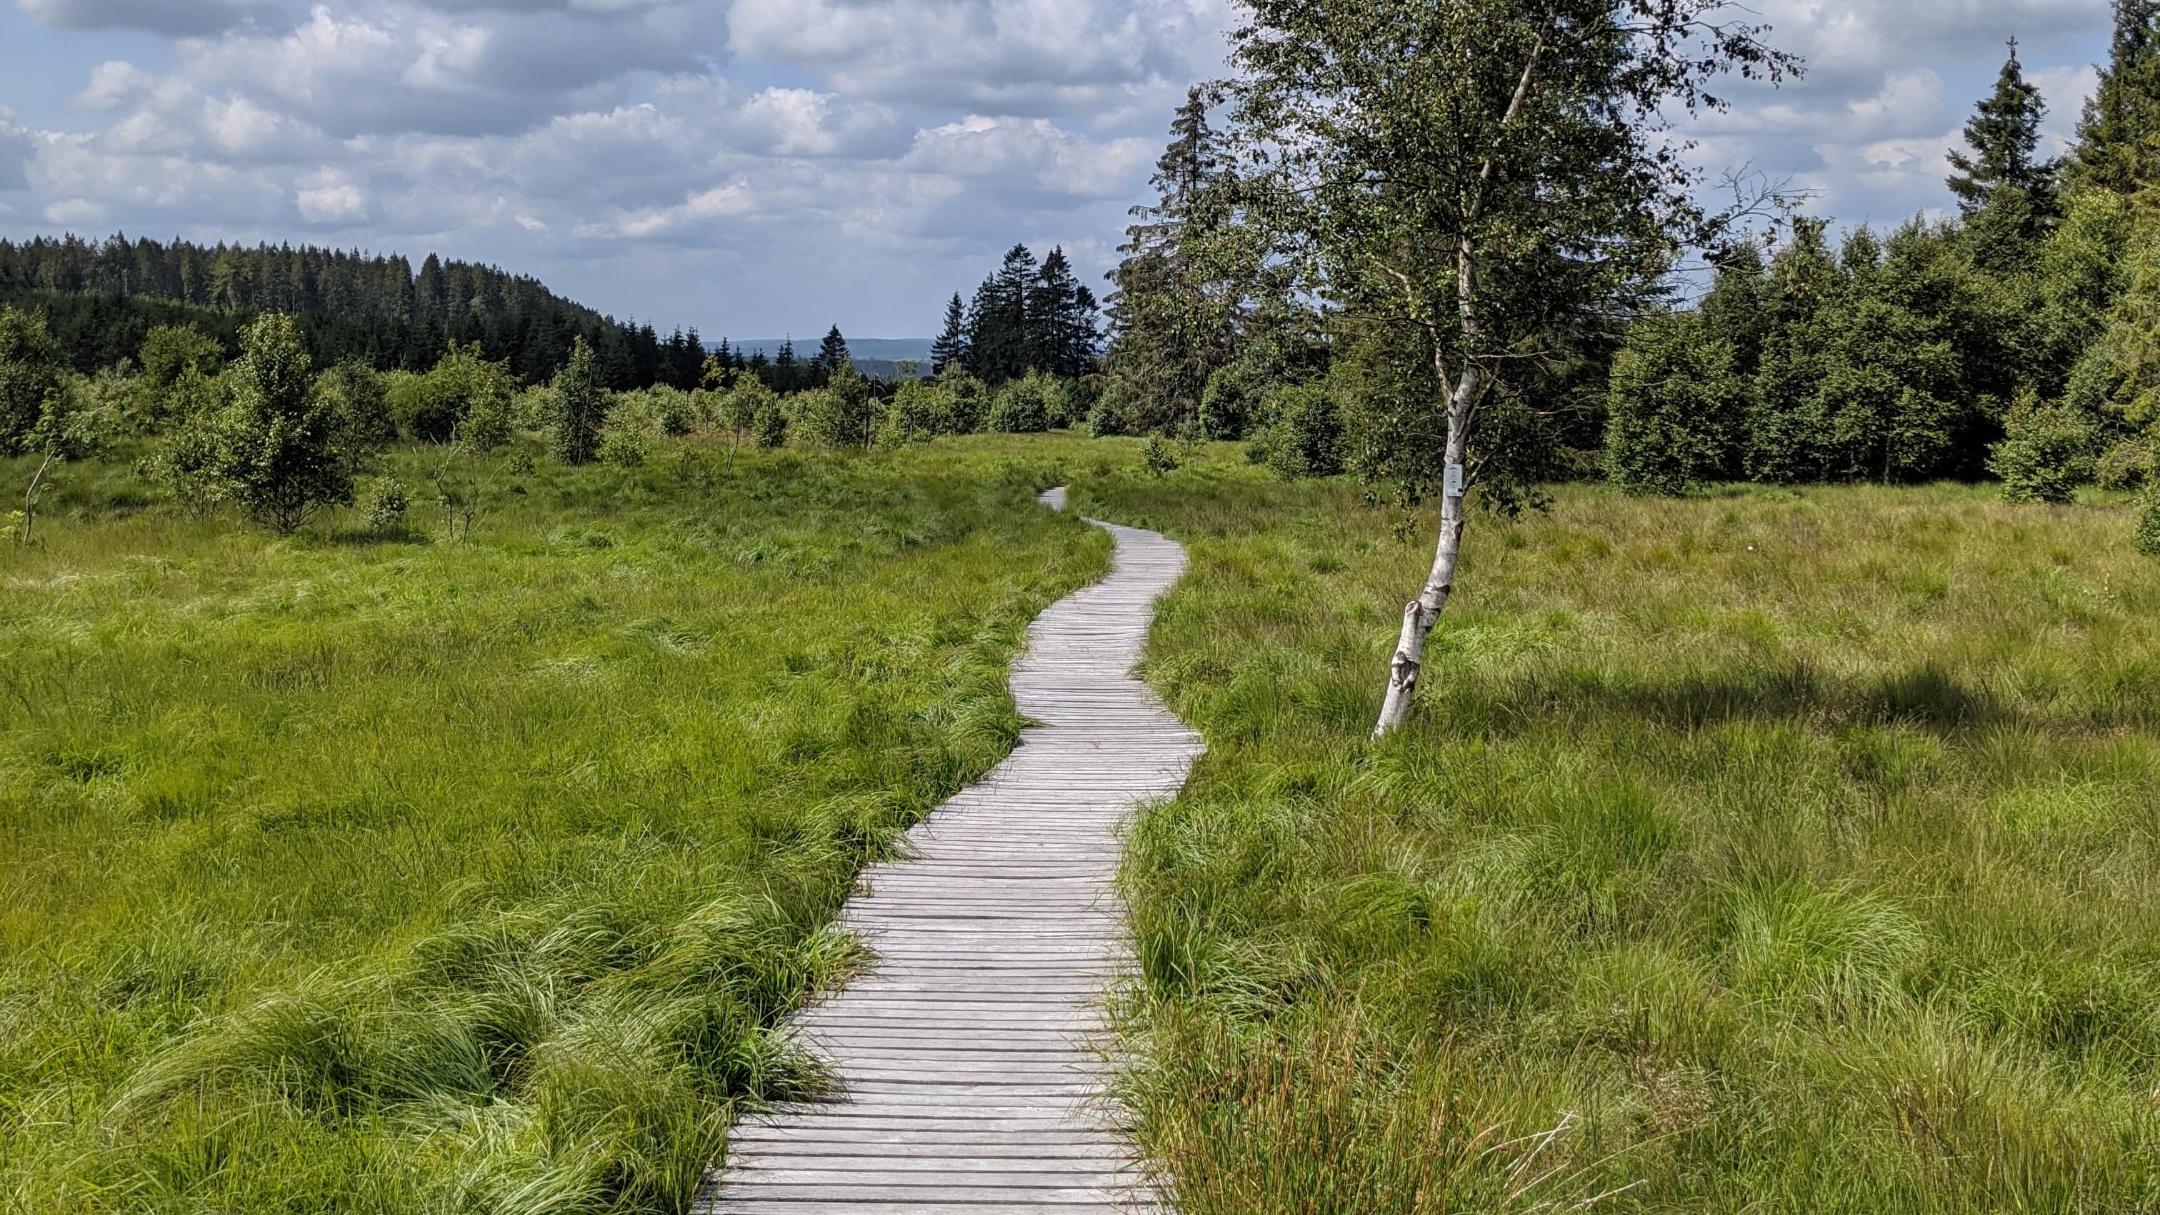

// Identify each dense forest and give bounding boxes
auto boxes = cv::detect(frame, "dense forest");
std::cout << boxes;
[0,235,711,390]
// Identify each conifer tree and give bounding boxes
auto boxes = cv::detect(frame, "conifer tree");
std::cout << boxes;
[1026,248,1099,378]
[1948,40,2061,259]
[2073,1,2160,193]
[1100,87,1241,433]
[816,325,851,375]
[930,294,969,374]
[965,246,1037,384]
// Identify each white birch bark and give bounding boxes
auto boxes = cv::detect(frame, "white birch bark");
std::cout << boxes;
[1373,368,1474,737]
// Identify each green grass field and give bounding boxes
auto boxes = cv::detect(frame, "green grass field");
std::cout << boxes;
[1069,458,2160,1213]
[0,438,1104,1213]
[8,432,2160,1214]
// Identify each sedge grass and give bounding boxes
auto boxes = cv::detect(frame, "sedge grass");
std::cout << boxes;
[1073,451,2160,1214]
[0,436,1105,1213]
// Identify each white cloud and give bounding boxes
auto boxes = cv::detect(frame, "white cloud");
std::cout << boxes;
[295,178,370,224]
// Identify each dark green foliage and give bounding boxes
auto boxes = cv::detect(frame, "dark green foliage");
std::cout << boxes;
[1991,389,2099,503]
[0,305,66,455]
[2073,1,2160,194]
[1948,41,2059,236]
[1247,383,1344,480]
[551,338,610,465]
[930,294,969,375]
[0,233,659,387]
[212,314,354,533]
[2138,488,2160,553]
[815,326,851,376]
[1604,312,1747,495]
[952,245,1101,387]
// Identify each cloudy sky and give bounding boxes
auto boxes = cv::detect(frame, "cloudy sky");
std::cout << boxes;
[0,0,2119,338]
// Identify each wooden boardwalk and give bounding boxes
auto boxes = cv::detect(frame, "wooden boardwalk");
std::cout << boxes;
[697,486,1200,1215]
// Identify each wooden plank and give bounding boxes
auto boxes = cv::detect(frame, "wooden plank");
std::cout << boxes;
[697,489,1199,1215]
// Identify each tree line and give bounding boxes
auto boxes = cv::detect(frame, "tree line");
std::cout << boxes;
[930,245,1102,384]
[1602,19,2160,511]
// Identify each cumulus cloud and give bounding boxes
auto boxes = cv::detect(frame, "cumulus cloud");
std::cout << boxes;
[0,0,2125,332]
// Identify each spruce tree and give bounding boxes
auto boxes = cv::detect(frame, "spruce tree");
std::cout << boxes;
[1950,41,2056,214]
[1026,248,1099,378]
[816,325,851,374]
[965,246,1037,384]
[930,293,969,374]
[2074,1,2160,193]
[1100,87,1239,433]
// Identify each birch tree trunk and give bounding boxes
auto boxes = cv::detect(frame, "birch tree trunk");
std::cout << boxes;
[1373,365,1476,737]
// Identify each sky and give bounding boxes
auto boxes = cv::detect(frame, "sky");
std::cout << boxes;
[0,0,2122,339]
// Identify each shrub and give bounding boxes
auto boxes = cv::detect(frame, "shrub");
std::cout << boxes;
[599,426,650,468]
[0,305,66,455]
[938,370,988,434]
[878,379,946,447]
[1199,361,1265,441]
[987,374,1051,434]
[1604,312,1748,495]
[2096,436,2156,491]
[1990,389,2098,505]
[790,367,879,450]
[551,338,610,465]
[364,477,411,532]
[1247,383,1344,479]
[213,314,354,534]
[1142,435,1180,477]
[394,345,515,447]
[316,361,397,452]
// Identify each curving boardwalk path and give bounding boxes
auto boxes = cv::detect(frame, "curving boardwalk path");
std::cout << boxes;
[697,486,1201,1215]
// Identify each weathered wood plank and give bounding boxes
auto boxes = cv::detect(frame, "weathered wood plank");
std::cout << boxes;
[697,491,1197,1215]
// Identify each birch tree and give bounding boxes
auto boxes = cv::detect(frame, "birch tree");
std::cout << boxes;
[1220,0,1795,735]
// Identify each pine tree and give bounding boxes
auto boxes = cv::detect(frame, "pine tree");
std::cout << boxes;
[965,246,1037,384]
[816,325,851,375]
[1026,248,1099,378]
[1100,87,1240,433]
[2074,1,2160,193]
[1948,40,2060,259]
[930,293,969,375]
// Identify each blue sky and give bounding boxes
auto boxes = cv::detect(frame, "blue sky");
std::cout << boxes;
[0,1,2119,338]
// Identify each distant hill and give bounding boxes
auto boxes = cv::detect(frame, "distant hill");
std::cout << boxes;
[0,232,707,388]
[725,337,935,364]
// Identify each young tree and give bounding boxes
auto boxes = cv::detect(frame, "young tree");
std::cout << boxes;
[552,336,609,465]
[214,313,354,534]
[1748,219,1839,481]
[930,293,970,374]
[1222,0,1794,734]
[1992,385,2099,503]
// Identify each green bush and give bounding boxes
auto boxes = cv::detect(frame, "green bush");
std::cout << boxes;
[316,361,396,452]
[599,426,649,468]
[1604,312,1747,495]
[2096,436,2155,491]
[986,373,1051,434]
[0,305,66,455]
[2138,490,2160,557]
[1142,435,1180,477]
[1989,391,2098,504]
[364,476,411,531]
[212,314,355,533]
[1246,383,1344,479]
[551,338,610,465]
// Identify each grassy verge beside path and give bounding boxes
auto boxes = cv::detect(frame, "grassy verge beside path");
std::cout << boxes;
[1,439,1105,1213]
[1074,453,2160,1214]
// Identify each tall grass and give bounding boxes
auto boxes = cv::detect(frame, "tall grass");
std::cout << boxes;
[1075,457,2160,1213]
[0,437,1105,1213]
